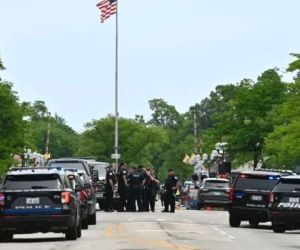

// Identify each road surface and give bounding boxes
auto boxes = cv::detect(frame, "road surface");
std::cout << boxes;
[1,205,300,250]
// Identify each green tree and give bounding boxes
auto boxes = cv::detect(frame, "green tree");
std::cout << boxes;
[287,53,300,78]
[148,98,182,128]
[76,116,168,167]
[0,81,24,172]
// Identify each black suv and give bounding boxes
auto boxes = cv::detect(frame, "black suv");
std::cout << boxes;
[47,158,97,225]
[228,170,282,227]
[269,176,300,233]
[88,161,108,210]
[0,168,81,241]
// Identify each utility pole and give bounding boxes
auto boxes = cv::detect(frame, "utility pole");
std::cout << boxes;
[45,112,51,157]
[193,112,197,154]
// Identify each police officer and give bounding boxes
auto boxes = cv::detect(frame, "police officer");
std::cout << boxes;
[105,165,117,212]
[162,168,178,213]
[127,166,144,212]
[147,168,160,212]
[117,162,128,212]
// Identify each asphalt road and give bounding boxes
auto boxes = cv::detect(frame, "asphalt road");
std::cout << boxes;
[1,205,300,250]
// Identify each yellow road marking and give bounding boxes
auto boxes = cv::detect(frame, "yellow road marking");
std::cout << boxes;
[105,224,113,238]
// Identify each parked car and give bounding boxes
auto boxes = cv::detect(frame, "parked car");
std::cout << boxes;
[88,162,108,210]
[0,168,81,241]
[65,170,89,229]
[197,178,230,209]
[269,175,300,233]
[228,170,283,227]
[48,158,97,225]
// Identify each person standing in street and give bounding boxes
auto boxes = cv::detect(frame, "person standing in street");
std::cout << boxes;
[105,165,117,212]
[162,168,178,213]
[117,162,128,212]
[127,166,144,212]
[147,168,160,212]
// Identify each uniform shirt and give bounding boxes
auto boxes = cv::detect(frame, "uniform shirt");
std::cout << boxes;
[165,175,178,193]
[117,169,127,187]
[106,169,117,189]
[128,171,143,188]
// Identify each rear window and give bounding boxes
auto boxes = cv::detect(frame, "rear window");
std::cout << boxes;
[3,174,62,189]
[90,164,107,177]
[235,174,280,190]
[49,162,89,175]
[274,178,300,192]
[204,180,229,188]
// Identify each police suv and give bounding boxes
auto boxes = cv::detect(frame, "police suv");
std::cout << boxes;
[269,175,300,233]
[0,168,81,241]
[229,170,288,227]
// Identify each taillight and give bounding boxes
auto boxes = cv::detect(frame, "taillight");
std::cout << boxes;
[229,188,234,201]
[269,192,274,203]
[0,193,5,206]
[61,192,71,204]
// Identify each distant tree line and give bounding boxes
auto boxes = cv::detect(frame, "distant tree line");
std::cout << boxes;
[0,53,300,178]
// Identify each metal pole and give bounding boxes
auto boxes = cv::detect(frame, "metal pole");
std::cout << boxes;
[193,113,197,154]
[114,0,119,173]
[45,112,51,155]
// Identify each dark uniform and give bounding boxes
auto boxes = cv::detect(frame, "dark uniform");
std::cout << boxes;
[163,172,178,213]
[117,168,128,212]
[148,173,159,212]
[105,168,116,211]
[127,169,144,212]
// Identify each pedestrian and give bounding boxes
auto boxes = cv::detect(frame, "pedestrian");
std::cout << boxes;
[127,166,144,212]
[105,165,117,212]
[138,165,146,210]
[147,168,160,212]
[162,168,179,213]
[117,162,128,212]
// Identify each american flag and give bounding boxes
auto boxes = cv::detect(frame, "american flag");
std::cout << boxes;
[96,0,117,23]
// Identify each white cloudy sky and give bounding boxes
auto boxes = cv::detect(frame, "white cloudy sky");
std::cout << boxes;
[0,0,299,131]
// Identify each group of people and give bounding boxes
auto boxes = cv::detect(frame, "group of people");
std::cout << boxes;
[104,163,179,213]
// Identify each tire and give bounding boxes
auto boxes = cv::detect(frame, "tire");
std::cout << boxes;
[65,223,78,240]
[272,224,286,233]
[77,222,82,238]
[249,219,259,227]
[0,232,13,242]
[88,212,97,225]
[82,216,89,230]
[229,214,241,227]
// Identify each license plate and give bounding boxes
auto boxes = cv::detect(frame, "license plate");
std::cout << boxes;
[251,195,262,201]
[289,197,300,203]
[213,192,221,196]
[26,197,40,204]
[96,193,103,198]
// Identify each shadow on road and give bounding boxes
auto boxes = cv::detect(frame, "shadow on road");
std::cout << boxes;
[2,237,65,243]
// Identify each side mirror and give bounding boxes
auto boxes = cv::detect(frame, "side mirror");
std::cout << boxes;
[92,170,99,182]
[75,184,82,192]
[84,183,92,189]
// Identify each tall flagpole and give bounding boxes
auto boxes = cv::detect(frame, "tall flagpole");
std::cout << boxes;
[114,0,119,173]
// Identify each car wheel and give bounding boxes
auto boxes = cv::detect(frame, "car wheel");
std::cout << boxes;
[77,222,82,238]
[89,212,97,225]
[82,216,89,230]
[0,232,13,242]
[272,224,286,233]
[65,223,78,240]
[229,214,241,227]
[249,219,259,227]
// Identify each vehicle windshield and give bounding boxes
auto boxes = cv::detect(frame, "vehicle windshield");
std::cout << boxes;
[3,174,62,189]
[49,162,88,174]
[204,180,229,189]
[235,175,280,190]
